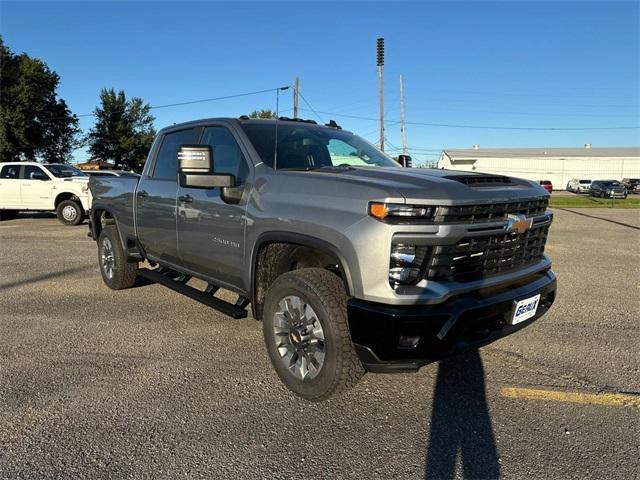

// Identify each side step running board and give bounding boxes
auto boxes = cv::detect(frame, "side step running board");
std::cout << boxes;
[138,268,249,319]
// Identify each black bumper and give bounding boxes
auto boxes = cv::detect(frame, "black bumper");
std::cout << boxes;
[347,269,556,373]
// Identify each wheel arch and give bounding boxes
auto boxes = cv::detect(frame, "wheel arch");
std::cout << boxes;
[250,232,355,320]
[54,191,81,208]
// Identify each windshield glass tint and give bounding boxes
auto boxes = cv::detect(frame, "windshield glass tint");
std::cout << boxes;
[45,164,87,178]
[240,122,399,169]
[579,180,590,184]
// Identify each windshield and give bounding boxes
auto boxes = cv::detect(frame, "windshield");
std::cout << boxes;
[45,164,87,178]
[579,180,591,184]
[240,122,400,169]
[603,181,622,187]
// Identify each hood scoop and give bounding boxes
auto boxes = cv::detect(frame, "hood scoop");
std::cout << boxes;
[445,174,514,187]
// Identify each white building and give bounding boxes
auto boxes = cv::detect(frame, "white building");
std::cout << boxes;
[437,146,640,190]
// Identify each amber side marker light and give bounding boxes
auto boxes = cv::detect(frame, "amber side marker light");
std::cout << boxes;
[369,202,435,220]
[369,203,389,219]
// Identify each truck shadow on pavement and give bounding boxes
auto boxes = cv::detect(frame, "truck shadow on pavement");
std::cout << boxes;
[0,265,95,291]
[424,350,501,480]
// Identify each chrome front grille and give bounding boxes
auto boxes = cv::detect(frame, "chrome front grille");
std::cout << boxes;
[425,225,550,282]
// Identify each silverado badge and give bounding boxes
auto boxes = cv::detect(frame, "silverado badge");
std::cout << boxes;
[507,213,533,234]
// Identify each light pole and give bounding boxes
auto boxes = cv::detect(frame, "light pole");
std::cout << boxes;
[377,37,385,151]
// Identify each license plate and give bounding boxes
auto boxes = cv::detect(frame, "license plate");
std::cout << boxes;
[510,294,541,325]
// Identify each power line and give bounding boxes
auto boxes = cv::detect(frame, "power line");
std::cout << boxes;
[295,108,639,131]
[31,86,290,123]
[297,91,324,124]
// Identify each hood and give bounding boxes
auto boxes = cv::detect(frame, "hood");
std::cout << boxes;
[289,167,548,205]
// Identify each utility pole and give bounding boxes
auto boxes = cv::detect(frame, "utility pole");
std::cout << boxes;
[293,77,299,119]
[377,37,385,151]
[399,74,407,155]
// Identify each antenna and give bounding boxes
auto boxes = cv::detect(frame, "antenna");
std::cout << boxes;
[274,86,290,172]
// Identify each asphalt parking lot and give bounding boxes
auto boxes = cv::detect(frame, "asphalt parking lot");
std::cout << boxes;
[1,209,638,479]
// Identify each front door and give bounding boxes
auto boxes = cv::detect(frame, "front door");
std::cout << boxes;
[0,165,21,208]
[177,125,249,289]
[136,128,197,266]
[20,165,52,209]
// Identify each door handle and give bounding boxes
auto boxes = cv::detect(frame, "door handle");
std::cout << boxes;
[137,190,148,198]
[178,194,193,203]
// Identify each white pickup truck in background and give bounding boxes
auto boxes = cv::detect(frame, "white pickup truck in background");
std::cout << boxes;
[0,162,92,225]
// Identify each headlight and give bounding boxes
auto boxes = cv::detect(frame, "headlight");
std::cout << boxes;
[369,202,435,221]
[389,244,430,286]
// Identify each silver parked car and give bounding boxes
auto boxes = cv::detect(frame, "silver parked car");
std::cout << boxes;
[566,178,591,194]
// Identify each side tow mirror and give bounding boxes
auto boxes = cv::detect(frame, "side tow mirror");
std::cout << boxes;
[177,144,234,188]
[397,154,412,168]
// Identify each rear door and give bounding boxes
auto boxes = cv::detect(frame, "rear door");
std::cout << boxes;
[0,165,21,208]
[176,125,250,289]
[20,165,52,209]
[136,128,197,265]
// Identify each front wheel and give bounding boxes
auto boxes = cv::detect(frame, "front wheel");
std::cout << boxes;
[263,268,364,402]
[98,226,138,290]
[56,199,84,225]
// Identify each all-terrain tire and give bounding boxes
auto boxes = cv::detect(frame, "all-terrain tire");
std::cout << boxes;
[56,199,84,225]
[98,226,138,290]
[263,268,365,402]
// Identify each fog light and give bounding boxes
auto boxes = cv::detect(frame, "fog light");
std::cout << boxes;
[389,267,421,284]
[389,244,425,285]
[391,244,416,264]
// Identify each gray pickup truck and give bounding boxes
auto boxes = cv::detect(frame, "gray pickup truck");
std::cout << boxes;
[89,117,556,401]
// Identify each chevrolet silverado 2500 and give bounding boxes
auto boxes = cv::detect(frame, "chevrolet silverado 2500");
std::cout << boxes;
[88,117,557,401]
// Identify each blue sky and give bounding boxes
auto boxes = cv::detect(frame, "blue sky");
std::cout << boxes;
[1,0,639,165]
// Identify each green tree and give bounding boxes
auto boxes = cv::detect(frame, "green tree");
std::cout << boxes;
[0,37,80,163]
[84,89,156,171]
[248,109,277,119]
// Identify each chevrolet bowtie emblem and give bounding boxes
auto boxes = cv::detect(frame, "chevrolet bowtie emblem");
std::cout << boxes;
[506,213,533,234]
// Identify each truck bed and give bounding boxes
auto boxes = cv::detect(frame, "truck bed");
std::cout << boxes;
[89,176,139,242]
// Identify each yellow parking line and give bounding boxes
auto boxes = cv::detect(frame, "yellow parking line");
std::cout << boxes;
[501,387,640,408]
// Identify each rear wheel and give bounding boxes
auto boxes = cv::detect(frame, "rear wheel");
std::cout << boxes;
[263,268,364,401]
[56,199,84,225]
[98,226,138,290]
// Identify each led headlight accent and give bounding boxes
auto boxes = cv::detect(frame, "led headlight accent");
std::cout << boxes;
[369,202,434,221]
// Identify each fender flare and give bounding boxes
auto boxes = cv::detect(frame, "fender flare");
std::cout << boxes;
[250,231,356,301]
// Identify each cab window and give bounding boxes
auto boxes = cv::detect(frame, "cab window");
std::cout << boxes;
[0,165,19,179]
[152,129,196,179]
[21,165,48,180]
[200,126,248,182]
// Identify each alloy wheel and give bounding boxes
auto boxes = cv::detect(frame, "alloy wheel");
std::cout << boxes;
[272,295,326,380]
[101,237,115,280]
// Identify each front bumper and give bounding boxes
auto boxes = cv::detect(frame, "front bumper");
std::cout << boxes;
[347,269,556,373]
